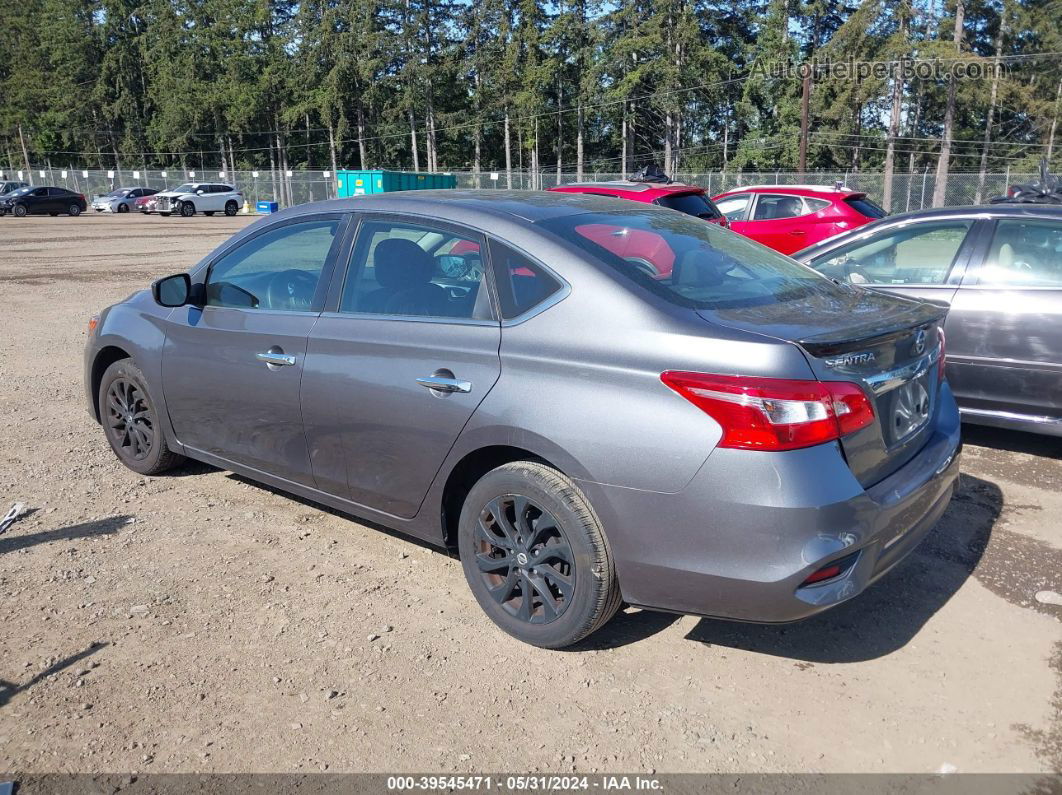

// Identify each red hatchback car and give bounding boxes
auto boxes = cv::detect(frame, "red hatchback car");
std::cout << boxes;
[549,181,729,227]
[711,185,886,255]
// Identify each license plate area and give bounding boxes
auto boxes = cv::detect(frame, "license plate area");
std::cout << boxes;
[877,372,932,447]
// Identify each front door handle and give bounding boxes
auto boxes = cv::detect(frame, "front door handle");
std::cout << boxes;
[416,376,472,394]
[256,351,297,367]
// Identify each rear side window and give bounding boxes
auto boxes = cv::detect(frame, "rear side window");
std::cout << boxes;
[654,192,722,220]
[845,196,887,219]
[539,208,839,310]
[752,194,806,221]
[979,219,1062,287]
[489,240,562,319]
[805,198,831,212]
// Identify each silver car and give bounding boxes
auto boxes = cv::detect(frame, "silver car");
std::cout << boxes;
[84,191,961,648]
[92,187,159,213]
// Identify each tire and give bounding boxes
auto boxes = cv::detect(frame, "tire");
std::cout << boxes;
[98,359,184,476]
[13,204,27,217]
[179,201,195,217]
[68,204,81,216]
[458,461,622,649]
[204,211,215,216]
[224,200,239,216]
[117,203,129,213]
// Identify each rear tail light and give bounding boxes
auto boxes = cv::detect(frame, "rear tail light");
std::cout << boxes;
[801,552,860,587]
[660,371,875,452]
[937,328,947,384]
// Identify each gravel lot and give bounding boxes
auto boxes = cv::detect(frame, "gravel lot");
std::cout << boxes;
[0,213,1060,775]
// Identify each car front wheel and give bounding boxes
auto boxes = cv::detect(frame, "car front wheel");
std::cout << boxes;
[179,201,195,217]
[99,359,185,475]
[458,461,622,649]
[13,205,27,217]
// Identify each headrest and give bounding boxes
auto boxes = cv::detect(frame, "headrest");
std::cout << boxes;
[675,249,725,286]
[374,239,434,288]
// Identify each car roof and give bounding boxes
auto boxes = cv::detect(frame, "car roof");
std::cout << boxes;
[284,189,650,224]
[552,180,705,197]
[714,184,859,199]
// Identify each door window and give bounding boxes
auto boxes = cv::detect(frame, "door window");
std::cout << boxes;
[489,240,563,319]
[340,220,490,320]
[751,194,806,221]
[205,219,339,311]
[714,193,752,221]
[808,220,973,285]
[979,219,1062,287]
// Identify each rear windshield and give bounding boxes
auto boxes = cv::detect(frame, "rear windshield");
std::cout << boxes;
[654,192,722,220]
[538,208,844,310]
[845,196,887,219]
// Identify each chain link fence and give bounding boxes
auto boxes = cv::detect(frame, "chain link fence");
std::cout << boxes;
[7,165,1034,211]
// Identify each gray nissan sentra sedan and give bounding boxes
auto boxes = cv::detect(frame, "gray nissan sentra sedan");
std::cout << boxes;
[85,191,961,648]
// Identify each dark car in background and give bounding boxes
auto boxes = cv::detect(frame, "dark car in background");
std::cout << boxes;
[0,180,30,196]
[795,204,1062,437]
[0,185,87,217]
[85,191,959,648]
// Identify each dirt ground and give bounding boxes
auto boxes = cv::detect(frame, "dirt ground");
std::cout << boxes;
[0,212,1059,775]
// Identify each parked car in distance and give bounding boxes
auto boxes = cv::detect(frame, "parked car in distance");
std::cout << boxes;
[135,193,160,214]
[92,187,159,213]
[154,183,243,217]
[711,185,887,254]
[0,185,86,217]
[795,204,1062,437]
[0,180,30,195]
[85,191,959,648]
[550,181,729,227]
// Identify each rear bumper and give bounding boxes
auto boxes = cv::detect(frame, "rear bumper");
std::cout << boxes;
[579,382,962,623]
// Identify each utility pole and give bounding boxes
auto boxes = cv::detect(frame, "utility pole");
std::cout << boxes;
[799,71,810,174]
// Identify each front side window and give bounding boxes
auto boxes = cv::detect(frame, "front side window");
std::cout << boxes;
[808,220,973,285]
[978,219,1062,287]
[205,219,339,311]
[340,220,490,320]
[539,207,840,310]
[751,194,806,221]
[714,193,751,221]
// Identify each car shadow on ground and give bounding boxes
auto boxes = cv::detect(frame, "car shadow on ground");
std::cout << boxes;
[0,643,108,709]
[0,515,129,555]
[961,423,1062,460]
[683,473,1002,663]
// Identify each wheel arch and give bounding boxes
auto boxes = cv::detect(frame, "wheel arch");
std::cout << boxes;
[90,345,133,422]
[439,445,558,550]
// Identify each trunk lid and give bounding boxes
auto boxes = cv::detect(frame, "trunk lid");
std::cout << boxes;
[697,286,946,487]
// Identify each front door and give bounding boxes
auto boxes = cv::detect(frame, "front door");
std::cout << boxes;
[946,216,1062,421]
[161,214,346,485]
[302,215,501,518]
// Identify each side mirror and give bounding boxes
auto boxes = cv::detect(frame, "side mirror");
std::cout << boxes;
[152,273,192,307]
[196,189,204,195]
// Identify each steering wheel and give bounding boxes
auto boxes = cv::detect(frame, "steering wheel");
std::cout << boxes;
[266,269,317,311]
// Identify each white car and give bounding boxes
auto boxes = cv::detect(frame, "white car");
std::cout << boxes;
[155,183,244,217]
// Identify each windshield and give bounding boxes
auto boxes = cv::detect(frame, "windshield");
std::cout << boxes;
[105,189,129,197]
[845,196,887,219]
[7,187,32,197]
[171,183,194,193]
[655,192,722,220]
[538,208,845,310]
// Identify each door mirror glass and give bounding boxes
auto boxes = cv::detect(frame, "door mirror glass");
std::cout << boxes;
[152,273,192,307]
[196,189,205,195]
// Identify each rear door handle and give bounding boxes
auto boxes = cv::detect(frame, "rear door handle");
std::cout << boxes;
[416,376,472,394]
[256,351,297,367]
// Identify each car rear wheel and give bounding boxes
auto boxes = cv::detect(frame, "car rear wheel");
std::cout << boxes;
[225,200,239,216]
[13,205,27,217]
[99,359,184,476]
[68,204,81,216]
[179,201,195,217]
[458,461,622,649]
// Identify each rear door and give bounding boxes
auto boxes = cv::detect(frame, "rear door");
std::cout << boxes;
[743,194,821,254]
[162,214,347,484]
[945,216,1062,422]
[301,214,502,517]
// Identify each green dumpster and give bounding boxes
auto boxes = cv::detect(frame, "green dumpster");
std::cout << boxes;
[335,170,457,197]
